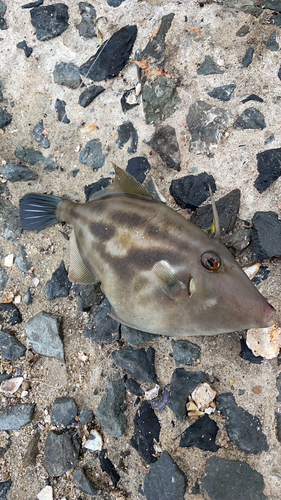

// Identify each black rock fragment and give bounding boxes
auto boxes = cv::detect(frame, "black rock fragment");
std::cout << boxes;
[254,147,281,193]
[0,330,26,360]
[72,282,104,312]
[240,338,263,364]
[44,430,81,477]
[0,266,8,291]
[108,0,127,5]
[234,108,266,130]
[146,125,180,170]
[117,122,138,153]
[80,25,137,81]
[242,47,254,67]
[207,84,235,102]
[30,3,69,41]
[73,468,99,496]
[197,55,224,75]
[54,62,81,89]
[33,120,50,148]
[142,77,180,124]
[190,189,240,235]
[45,260,72,300]
[96,377,127,437]
[241,94,264,103]
[0,81,3,102]
[0,303,22,325]
[44,157,57,171]
[15,146,44,165]
[55,99,70,123]
[180,414,219,452]
[76,2,97,38]
[261,0,281,10]
[22,431,40,467]
[22,0,43,8]
[0,480,12,499]
[24,288,32,305]
[252,265,270,285]
[144,450,187,500]
[168,368,205,420]
[171,340,201,366]
[143,13,175,66]
[121,325,155,345]
[84,298,120,343]
[0,107,12,128]
[267,31,279,51]
[0,403,35,430]
[26,311,64,361]
[126,157,151,184]
[84,177,111,202]
[112,346,157,383]
[202,456,266,500]
[251,212,281,260]
[276,412,281,442]
[131,400,160,464]
[2,163,36,182]
[0,183,20,241]
[121,88,139,113]
[99,449,120,487]
[0,16,7,31]
[0,373,11,384]
[170,172,216,211]
[276,373,281,402]
[79,410,93,425]
[124,378,144,396]
[51,397,78,428]
[0,1,6,16]
[272,13,281,26]
[79,85,105,107]
[79,139,105,169]
[236,25,250,36]
[16,40,33,57]
[216,392,268,454]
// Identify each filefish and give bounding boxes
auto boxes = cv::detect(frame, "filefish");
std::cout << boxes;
[19,166,275,337]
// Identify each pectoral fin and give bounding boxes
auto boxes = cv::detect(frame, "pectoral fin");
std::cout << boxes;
[153,260,186,300]
[69,230,97,284]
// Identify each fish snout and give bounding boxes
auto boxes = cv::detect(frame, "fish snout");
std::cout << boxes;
[261,302,276,327]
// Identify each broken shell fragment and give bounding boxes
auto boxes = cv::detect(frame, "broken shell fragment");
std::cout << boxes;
[191,383,217,411]
[145,384,159,401]
[4,253,14,267]
[1,376,24,394]
[84,429,103,451]
[246,324,281,359]
[243,263,260,280]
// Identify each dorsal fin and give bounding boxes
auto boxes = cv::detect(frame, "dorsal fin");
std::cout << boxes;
[208,185,221,240]
[112,165,153,198]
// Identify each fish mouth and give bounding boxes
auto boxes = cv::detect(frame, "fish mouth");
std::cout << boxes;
[261,303,276,327]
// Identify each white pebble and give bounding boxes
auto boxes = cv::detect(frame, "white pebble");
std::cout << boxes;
[37,485,53,500]
[4,253,14,267]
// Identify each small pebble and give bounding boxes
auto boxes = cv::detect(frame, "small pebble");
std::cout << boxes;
[84,429,102,451]
[33,120,50,148]
[4,253,13,267]
[197,55,224,75]
[37,485,53,500]
[242,47,254,67]
[191,383,217,411]
[30,4,69,41]
[55,99,70,123]
[53,62,81,89]
[16,40,33,57]
[78,85,105,108]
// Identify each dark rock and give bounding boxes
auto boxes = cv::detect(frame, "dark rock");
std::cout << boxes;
[180,414,219,452]
[0,16,7,30]
[112,346,157,383]
[0,1,6,16]
[126,157,151,184]
[54,62,81,89]
[72,282,104,312]
[44,156,57,171]
[252,265,270,285]
[0,183,20,241]
[55,98,70,123]
[271,13,281,27]
[142,13,175,66]
[0,330,26,360]
[243,47,254,67]
[191,189,240,235]
[77,2,97,38]
[24,288,32,305]
[84,177,111,202]
[16,40,33,57]
[146,125,180,170]
[45,260,72,300]
[84,298,120,343]
[44,429,81,477]
[142,77,180,124]
[96,377,127,437]
[254,147,281,193]
[241,94,264,103]
[70,169,79,177]
[0,266,8,291]
[216,392,268,454]
[276,413,281,442]
[99,449,120,487]
[79,85,105,107]
[0,303,22,325]
[267,31,279,50]
[251,212,281,259]
[170,172,216,211]
[73,468,99,496]
[240,338,263,364]
[144,450,187,500]
[234,108,266,130]
[265,133,275,145]
[117,122,138,153]
[171,340,201,366]
[186,101,233,155]
[168,368,205,420]
[207,84,236,102]
[121,88,139,113]
[79,138,105,169]
[236,25,250,36]
[51,396,78,428]
[131,400,161,464]
[121,325,156,345]
[22,431,40,467]
[0,107,12,128]
[33,119,50,148]
[15,244,32,274]
[276,373,281,402]
[79,410,93,425]
[0,480,12,499]
[22,0,43,7]
[202,456,266,500]
[30,3,69,41]
[124,378,144,396]
[214,0,262,16]
[108,0,127,5]
[2,163,36,182]
[0,403,35,430]
[197,55,224,75]
[15,146,44,165]
[0,373,11,384]
[26,311,64,362]
[80,25,137,81]
[0,81,3,102]
[149,385,170,411]
[261,0,281,10]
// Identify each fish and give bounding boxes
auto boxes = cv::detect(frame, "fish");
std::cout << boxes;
[19,166,276,337]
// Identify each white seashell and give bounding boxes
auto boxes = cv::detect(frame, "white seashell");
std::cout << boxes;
[37,485,53,500]
[1,377,23,394]
[242,263,260,280]
[191,383,217,411]
[4,254,14,267]
[246,324,281,359]
[145,384,160,401]
[84,429,103,451]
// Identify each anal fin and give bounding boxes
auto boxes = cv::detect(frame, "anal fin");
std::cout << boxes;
[69,230,97,284]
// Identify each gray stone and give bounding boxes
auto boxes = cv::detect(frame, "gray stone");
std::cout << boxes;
[24,288,32,305]
[33,120,50,148]
[0,403,35,430]
[131,401,161,464]
[72,282,104,312]
[26,311,64,362]
[234,108,266,130]
[55,98,70,123]
[0,80,3,102]
[168,368,205,420]
[79,85,105,107]
[79,410,94,425]
[117,122,138,154]
[146,125,180,170]
[0,330,26,360]
[0,183,20,241]
[124,378,143,396]
[15,146,44,166]
[186,100,233,155]
[171,340,201,366]
[243,47,254,67]
[254,147,281,193]
[126,156,151,183]
[30,3,69,41]
[79,139,105,169]
[277,373,281,402]
[96,378,127,437]
[276,413,281,442]
[0,266,8,291]
[208,84,236,101]
[213,0,262,17]
[216,393,268,453]
[179,414,219,452]
[0,107,12,128]
[44,430,81,477]
[197,55,224,75]
[0,2,6,17]
[73,468,99,497]
[251,212,281,260]
[0,303,22,325]
[142,77,181,124]
[0,480,12,499]
[112,346,157,383]
[170,172,216,211]
[2,163,36,182]
[53,62,81,89]
[51,397,78,428]
[44,156,57,171]
[45,260,72,300]
[202,456,267,500]
[15,244,32,274]
[267,31,279,51]
[84,298,120,343]
[121,325,156,345]
[144,451,187,500]
[0,16,7,30]
[16,40,33,57]
[22,431,40,467]
[142,13,175,66]
[236,24,250,36]
[76,2,97,38]
[261,0,281,11]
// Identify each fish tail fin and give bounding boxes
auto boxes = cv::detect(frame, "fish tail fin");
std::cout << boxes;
[19,193,62,231]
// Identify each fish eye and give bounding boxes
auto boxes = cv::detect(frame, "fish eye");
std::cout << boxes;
[201,252,221,271]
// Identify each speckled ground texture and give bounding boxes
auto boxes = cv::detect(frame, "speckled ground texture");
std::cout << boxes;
[0,0,281,499]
